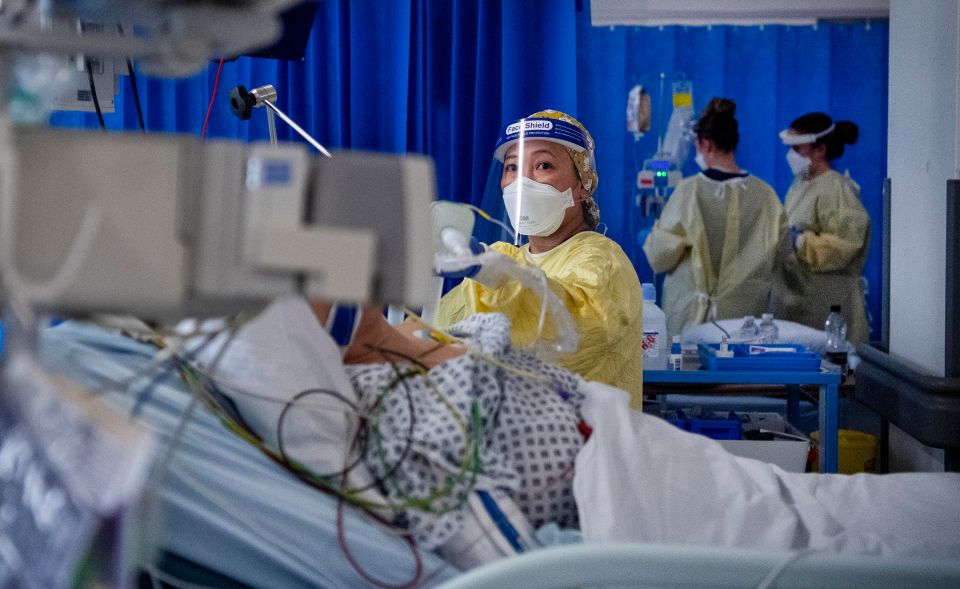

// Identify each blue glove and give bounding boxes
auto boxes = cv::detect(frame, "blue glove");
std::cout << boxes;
[790,225,804,251]
[435,237,484,279]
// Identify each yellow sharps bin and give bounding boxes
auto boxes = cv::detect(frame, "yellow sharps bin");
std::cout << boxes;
[810,429,878,474]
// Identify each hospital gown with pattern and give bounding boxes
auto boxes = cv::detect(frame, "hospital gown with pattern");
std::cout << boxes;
[347,313,585,550]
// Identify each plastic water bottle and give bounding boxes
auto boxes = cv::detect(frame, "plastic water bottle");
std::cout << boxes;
[824,304,848,374]
[758,313,779,344]
[641,283,668,370]
[738,316,760,342]
[669,335,683,370]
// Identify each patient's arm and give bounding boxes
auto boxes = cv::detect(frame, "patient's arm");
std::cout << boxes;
[308,302,465,368]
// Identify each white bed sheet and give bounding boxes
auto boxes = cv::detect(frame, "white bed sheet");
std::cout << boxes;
[575,381,960,558]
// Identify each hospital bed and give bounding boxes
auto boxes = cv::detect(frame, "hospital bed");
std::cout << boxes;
[435,543,960,589]
[34,321,960,588]
[37,321,460,588]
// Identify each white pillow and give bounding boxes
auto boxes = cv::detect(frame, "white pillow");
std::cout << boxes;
[189,295,380,500]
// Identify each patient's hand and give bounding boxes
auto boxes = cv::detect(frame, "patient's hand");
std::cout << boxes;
[308,302,464,368]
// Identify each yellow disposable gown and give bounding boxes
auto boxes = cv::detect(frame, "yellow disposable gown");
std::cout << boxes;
[436,231,645,408]
[775,170,870,343]
[643,173,792,338]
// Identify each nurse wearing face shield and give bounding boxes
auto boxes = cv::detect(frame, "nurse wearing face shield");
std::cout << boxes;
[643,98,792,339]
[435,110,644,406]
[774,113,870,343]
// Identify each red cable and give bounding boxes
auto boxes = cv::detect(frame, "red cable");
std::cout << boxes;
[337,496,424,589]
[201,58,225,141]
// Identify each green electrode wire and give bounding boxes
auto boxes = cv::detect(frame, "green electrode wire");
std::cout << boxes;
[178,352,484,515]
[371,362,484,516]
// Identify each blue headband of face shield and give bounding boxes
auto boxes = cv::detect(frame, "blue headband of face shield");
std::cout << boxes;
[493,118,589,161]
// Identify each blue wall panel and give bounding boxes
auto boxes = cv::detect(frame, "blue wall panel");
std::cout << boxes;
[48,8,887,341]
[578,21,888,341]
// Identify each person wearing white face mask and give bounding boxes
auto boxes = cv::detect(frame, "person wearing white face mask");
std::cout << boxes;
[643,98,792,338]
[435,109,645,407]
[774,112,870,343]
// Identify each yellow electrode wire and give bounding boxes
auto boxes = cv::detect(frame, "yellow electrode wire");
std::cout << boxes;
[465,204,514,238]
[400,306,554,384]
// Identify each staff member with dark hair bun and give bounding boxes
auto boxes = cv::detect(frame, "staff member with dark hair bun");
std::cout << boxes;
[775,112,870,343]
[643,97,791,338]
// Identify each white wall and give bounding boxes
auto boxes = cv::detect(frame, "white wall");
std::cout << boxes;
[590,0,889,26]
[888,0,960,376]
[885,0,958,472]
[888,424,945,473]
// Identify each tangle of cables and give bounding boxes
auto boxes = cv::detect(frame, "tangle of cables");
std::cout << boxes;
[112,321,484,588]
[98,310,581,589]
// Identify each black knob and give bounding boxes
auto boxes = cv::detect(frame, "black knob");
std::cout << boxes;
[229,86,256,120]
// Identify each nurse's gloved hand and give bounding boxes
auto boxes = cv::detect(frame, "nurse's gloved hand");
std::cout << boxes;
[790,225,805,251]
[434,237,484,278]
[470,249,514,289]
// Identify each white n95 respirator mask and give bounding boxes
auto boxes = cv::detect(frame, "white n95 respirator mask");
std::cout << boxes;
[786,149,812,177]
[502,177,574,237]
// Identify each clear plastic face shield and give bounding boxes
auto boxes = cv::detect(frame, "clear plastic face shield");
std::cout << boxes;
[479,114,594,246]
[780,123,834,177]
[435,113,593,358]
[779,123,835,147]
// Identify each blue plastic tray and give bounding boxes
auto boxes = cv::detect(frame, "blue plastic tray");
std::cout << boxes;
[666,410,742,440]
[698,343,822,372]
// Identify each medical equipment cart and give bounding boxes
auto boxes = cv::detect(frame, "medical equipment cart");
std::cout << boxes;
[643,369,843,473]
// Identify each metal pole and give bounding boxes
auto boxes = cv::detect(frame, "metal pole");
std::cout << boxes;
[656,72,666,156]
[262,99,332,158]
[947,179,960,377]
[881,178,891,352]
[266,109,277,145]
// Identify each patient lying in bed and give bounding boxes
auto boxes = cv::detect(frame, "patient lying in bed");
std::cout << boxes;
[37,294,958,585]
[196,296,587,568]
[194,295,960,569]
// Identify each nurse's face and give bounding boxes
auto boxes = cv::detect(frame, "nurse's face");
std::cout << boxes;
[501,140,589,236]
[792,142,826,163]
[501,140,582,196]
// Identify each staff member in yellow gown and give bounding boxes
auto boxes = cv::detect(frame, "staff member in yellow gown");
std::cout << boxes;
[643,98,792,338]
[775,113,870,343]
[435,110,644,407]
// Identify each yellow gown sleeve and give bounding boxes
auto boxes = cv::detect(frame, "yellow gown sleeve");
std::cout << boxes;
[435,239,640,382]
[775,207,802,290]
[642,189,691,273]
[539,248,637,381]
[797,179,870,273]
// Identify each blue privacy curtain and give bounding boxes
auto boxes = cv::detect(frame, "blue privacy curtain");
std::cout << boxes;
[51,0,579,213]
[575,20,888,342]
[50,7,887,340]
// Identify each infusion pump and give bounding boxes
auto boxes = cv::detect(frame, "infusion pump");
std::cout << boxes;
[1,128,435,319]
